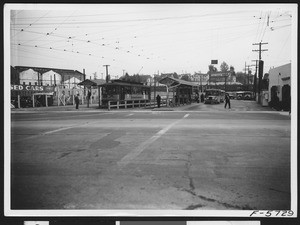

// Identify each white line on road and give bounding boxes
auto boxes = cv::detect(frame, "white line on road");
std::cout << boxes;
[125,113,134,117]
[117,114,188,167]
[42,123,88,135]
[184,113,189,118]
[11,122,90,143]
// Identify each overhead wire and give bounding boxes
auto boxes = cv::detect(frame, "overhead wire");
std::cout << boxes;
[11,11,51,39]
[11,8,288,75]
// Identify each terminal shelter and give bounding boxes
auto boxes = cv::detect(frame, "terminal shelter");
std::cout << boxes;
[158,77,199,106]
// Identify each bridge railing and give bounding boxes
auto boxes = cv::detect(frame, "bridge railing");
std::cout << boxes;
[107,99,168,110]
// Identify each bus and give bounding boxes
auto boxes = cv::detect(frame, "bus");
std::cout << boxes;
[204,88,224,104]
[99,80,151,106]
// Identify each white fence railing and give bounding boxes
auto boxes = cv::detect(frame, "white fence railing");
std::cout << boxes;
[108,99,168,110]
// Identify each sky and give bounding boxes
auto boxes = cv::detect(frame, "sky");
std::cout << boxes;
[7,4,297,79]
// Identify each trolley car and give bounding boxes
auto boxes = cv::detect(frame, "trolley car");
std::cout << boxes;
[99,80,151,106]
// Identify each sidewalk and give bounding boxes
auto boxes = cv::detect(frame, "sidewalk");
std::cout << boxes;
[11,103,104,112]
[10,102,194,112]
[10,101,283,113]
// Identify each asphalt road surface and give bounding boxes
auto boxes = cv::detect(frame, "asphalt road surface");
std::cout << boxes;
[10,100,291,211]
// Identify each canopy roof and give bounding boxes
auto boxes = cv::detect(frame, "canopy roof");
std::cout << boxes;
[158,77,199,88]
[98,79,147,87]
[77,79,106,87]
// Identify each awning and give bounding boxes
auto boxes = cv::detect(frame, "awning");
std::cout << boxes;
[158,77,199,88]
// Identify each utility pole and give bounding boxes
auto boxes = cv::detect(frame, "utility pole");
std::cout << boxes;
[252,42,268,104]
[103,65,110,83]
[252,42,268,60]
[252,59,259,99]
[244,62,247,90]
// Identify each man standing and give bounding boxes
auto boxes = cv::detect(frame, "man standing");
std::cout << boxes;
[200,93,204,102]
[75,94,80,109]
[156,94,161,108]
[224,93,231,109]
[87,90,91,108]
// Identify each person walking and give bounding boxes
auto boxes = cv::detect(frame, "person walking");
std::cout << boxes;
[224,93,231,109]
[75,94,80,109]
[175,94,178,106]
[156,94,161,108]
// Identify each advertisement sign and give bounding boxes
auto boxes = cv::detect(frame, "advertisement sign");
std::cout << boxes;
[11,85,54,92]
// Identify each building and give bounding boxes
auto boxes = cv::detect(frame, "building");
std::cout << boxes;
[268,63,291,111]
[14,66,85,86]
[11,66,86,108]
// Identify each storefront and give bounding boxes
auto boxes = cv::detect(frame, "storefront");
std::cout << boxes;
[11,84,55,108]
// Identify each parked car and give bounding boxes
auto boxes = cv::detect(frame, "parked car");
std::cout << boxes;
[236,91,244,100]
[244,91,253,100]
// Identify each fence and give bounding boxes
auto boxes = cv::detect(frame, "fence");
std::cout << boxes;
[108,99,168,110]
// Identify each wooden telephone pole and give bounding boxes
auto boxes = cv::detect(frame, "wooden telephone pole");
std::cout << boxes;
[252,42,268,103]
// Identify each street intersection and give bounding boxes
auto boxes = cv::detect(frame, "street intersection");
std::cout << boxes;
[9,100,292,211]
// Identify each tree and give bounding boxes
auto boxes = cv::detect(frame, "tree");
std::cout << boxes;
[220,61,229,72]
[121,73,130,81]
[173,72,179,79]
[181,74,191,81]
[236,72,247,85]
[208,65,218,73]
[230,66,235,73]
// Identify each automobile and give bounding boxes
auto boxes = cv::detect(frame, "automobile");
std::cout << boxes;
[244,92,253,100]
[236,91,244,100]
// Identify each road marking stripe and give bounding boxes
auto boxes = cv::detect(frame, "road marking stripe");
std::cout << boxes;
[117,114,188,167]
[11,123,90,143]
[125,113,134,117]
[184,113,189,118]
[42,125,84,135]
[12,112,116,143]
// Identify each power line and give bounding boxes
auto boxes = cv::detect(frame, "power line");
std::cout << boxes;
[11,10,258,26]
[11,11,51,39]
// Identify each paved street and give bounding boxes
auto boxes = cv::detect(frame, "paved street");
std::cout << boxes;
[10,100,291,210]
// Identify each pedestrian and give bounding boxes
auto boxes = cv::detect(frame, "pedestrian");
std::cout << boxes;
[75,94,80,109]
[200,93,204,102]
[224,93,231,109]
[87,90,91,108]
[175,94,178,106]
[156,94,161,108]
